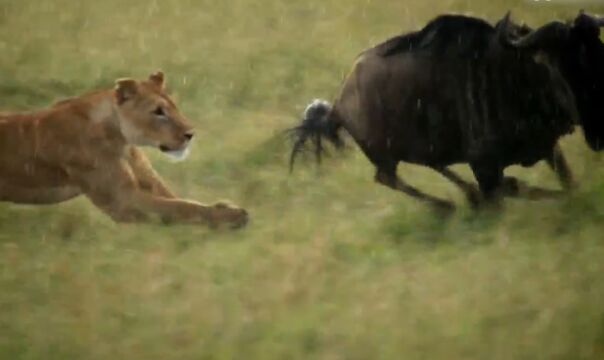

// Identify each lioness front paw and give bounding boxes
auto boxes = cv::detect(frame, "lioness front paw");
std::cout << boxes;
[208,201,249,229]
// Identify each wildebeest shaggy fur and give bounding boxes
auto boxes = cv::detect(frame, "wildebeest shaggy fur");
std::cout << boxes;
[289,11,604,211]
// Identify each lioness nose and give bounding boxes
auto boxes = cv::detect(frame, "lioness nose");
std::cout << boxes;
[184,132,194,141]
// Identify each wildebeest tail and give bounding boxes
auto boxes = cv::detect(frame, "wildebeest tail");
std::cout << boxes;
[288,99,344,172]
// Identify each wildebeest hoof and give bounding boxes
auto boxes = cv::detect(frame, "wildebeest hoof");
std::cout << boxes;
[465,187,483,208]
[475,196,504,212]
[501,176,526,197]
[432,200,456,215]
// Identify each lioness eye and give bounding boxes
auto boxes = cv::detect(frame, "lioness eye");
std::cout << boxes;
[153,106,165,116]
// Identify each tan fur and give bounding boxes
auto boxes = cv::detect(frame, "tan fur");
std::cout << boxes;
[0,72,248,228]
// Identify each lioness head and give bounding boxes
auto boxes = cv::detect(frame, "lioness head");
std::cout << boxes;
[114,71,194,160]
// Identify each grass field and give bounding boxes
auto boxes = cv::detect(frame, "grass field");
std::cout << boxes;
[1,0,604,359]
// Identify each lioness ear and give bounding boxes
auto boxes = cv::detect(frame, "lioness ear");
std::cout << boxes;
[149,71,165,89]
[115,78,138,104]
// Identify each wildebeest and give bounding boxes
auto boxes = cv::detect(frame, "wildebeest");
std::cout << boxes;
[289,11,604,211]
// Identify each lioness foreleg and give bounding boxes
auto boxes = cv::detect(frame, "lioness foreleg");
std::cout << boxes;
[74,160,248,227]
[127,147,176,198]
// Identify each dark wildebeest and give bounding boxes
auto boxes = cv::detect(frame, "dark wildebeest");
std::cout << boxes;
[289,11,604,211]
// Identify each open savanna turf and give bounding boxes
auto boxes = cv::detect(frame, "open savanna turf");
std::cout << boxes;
[1,0,604,359]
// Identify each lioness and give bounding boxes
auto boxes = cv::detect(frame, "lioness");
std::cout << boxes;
[0,71,248,228]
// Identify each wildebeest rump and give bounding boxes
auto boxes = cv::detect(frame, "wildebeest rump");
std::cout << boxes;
[289,11,604,211]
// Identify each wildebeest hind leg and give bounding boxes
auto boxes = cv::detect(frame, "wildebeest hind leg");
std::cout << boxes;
[435,167,482,208]
[374,167,455,212]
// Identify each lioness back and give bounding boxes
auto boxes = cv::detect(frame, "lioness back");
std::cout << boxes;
[0,72,248,228]
[0,73,191,200]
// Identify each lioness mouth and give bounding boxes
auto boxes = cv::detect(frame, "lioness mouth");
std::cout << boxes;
[159,144,190,161]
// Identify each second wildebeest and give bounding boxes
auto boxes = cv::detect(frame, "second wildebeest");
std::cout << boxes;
[289,11,604,211]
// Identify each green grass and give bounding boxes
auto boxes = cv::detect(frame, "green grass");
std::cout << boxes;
[1,0,604,359]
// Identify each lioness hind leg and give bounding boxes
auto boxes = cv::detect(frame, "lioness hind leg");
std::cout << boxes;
[0,182,81,205]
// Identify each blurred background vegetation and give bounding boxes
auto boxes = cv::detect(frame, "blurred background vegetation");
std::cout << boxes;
[1,0,604,359]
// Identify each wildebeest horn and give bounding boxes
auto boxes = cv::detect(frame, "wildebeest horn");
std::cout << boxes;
[592,14,604,27]
[495,11,512,32]
[505,21,568,50]
[576,9,604,27]
[496,11,533,40]
[500,11,511,26]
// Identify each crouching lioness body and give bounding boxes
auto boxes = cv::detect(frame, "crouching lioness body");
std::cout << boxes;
[0,71,248,228]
